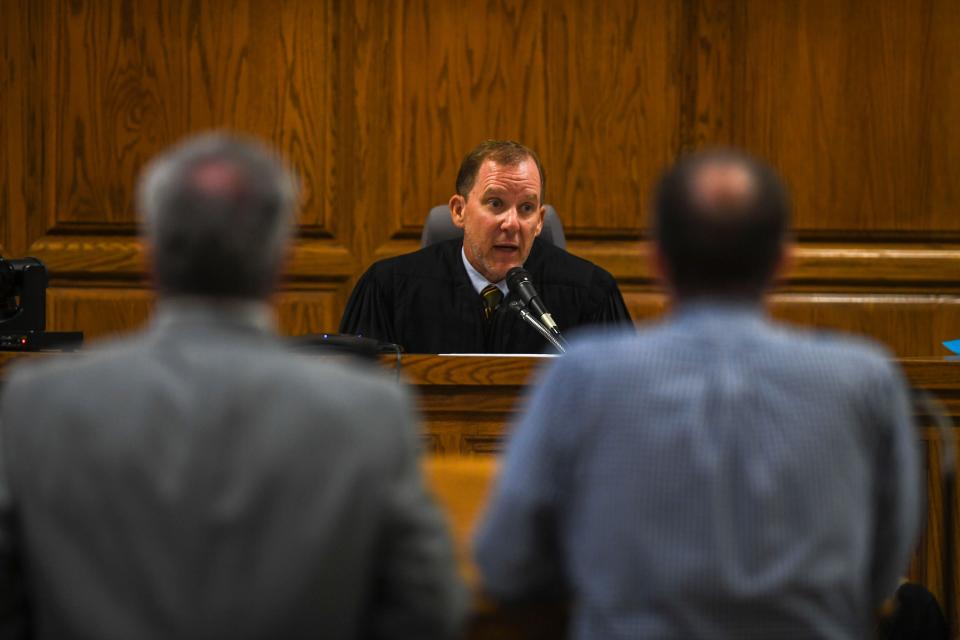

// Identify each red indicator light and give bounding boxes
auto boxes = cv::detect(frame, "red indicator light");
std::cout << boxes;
[20,338,27,345]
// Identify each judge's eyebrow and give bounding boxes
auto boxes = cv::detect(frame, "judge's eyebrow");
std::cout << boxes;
[481,188,507,201]
[480,188,540,205]
[520,192,541,204]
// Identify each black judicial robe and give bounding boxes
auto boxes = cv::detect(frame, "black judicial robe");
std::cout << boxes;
[339,237,633,353]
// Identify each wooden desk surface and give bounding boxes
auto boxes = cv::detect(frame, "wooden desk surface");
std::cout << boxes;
[389,355,960,454]
[4,351,959,453]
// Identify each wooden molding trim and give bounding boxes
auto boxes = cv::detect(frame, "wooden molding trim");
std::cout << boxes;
[373,238,960,288]
[26,236,358,281]
[576,241,960,286]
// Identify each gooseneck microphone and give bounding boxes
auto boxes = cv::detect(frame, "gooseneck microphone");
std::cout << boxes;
[508,301,566,353]
[506,267,569,351]
[506,267,559,333]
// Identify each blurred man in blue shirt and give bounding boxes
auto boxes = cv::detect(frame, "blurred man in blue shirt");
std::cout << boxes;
[475,150,921,639]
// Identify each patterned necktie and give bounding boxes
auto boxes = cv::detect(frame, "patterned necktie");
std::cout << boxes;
[480,284,503,321]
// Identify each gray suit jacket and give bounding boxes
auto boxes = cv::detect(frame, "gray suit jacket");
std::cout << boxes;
[0,301,465,639]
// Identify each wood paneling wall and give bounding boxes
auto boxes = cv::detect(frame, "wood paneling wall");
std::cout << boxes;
[2,0,958,355]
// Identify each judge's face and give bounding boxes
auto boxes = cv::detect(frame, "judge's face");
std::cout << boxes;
[450,158,545,283]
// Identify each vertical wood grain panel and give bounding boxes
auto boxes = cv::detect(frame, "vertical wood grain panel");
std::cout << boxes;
[394,0,683,239]
[241,1,336,234]
[0,0,24,256]
[48,0,237,228]
[728,0,960,236]
[45,0,336,235]
[337,0,401,260]
[543,0,682,236]
[689,0,734,149]
[395,0,548,235]
[0,0,41,259]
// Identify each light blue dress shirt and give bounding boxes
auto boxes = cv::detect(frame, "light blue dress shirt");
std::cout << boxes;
[475,301,921,639]
[461,248,509,297]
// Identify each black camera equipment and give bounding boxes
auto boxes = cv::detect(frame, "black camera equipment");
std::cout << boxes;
[287,333,404,381]
[0,257,83,351]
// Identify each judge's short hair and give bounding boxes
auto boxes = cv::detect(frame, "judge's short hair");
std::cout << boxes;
[137,134,298,300]
[653,149,790,299]
[456,140,546,203]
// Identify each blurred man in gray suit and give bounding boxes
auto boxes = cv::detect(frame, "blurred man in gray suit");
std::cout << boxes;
[0,134,465,639]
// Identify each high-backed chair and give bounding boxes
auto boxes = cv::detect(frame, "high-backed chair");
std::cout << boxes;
[420,204,567,249]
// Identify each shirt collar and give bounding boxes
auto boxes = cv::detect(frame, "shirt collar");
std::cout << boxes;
[152,296,277,335]
[671,297,767,328]
[461,246,509,296]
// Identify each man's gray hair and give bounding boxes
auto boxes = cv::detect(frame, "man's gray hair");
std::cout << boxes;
[137,133,298,299]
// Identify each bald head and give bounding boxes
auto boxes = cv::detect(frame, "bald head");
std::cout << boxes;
[653,150,789,300]
[189,161,250,199]
[137,134,297,300]
[691,161,758,213]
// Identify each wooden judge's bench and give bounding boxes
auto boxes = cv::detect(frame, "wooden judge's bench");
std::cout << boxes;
[398,354,960,454]
[1,352,957,636]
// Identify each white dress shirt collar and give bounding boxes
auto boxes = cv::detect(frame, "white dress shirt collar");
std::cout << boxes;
[461,247,509,296]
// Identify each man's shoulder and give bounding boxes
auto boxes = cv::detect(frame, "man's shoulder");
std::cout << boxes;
[553,326,645,371]
[3,332,149,391]
[722,319,903,391]
[771,323,901,382]
[2,330,407,422]
[218,349,412,449]
[366,239,462,283]
[0,334,154,430]
[529,239,618,290]
[565,318,896,374]
[754,320,892,363]
[283,351,407,405]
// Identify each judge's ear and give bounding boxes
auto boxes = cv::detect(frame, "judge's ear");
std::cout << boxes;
[449,194,466,229]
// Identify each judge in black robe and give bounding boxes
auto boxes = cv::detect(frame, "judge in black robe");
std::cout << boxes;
[339,237,632,353]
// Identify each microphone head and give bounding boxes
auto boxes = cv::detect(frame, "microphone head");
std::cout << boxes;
[505,266,562,335]
[506,267,533,298]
